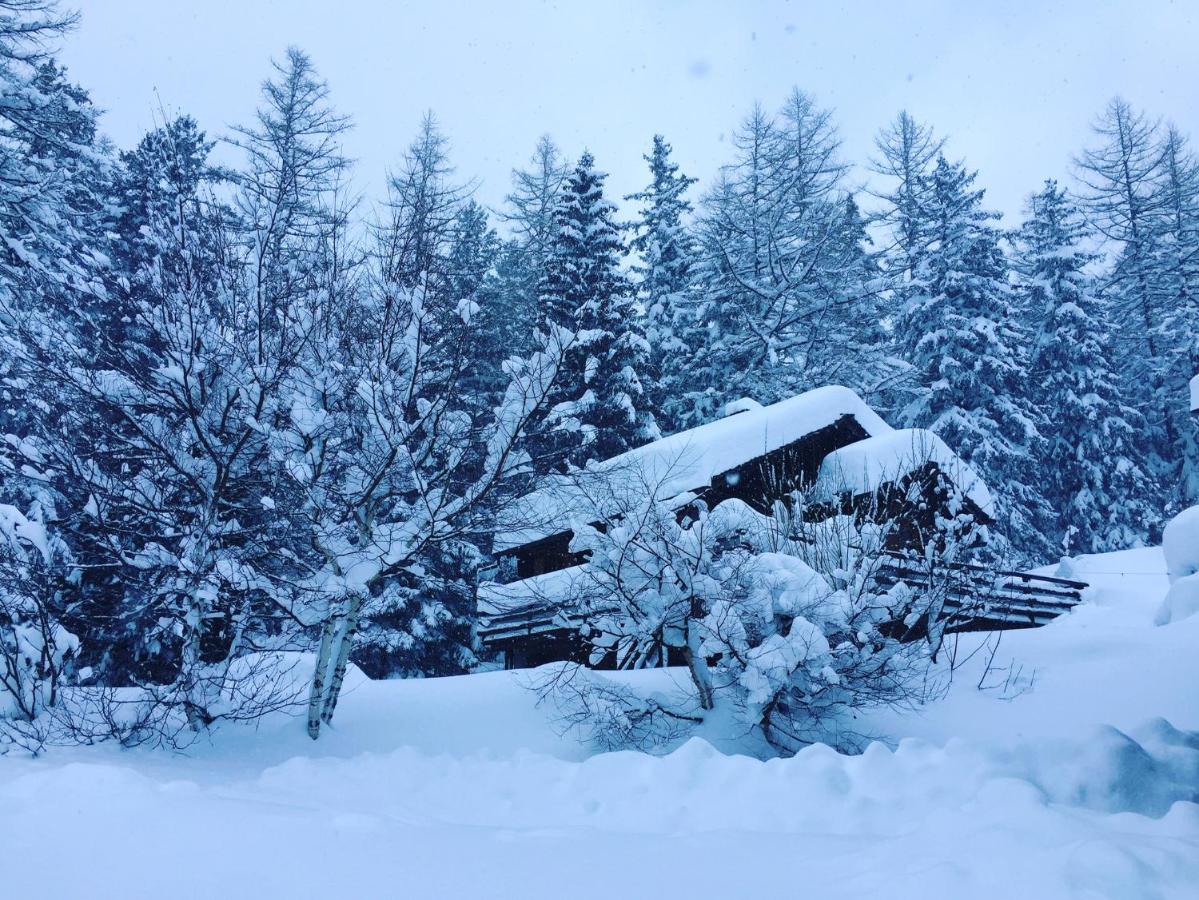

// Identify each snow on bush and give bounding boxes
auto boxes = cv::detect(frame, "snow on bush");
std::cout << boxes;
[1156,505,1199,624]
[548,479,973,753]
[0,503,78,724]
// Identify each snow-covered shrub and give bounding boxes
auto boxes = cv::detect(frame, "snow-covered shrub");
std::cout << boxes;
[558,471,976,753]
[1156,506,1199,624]
[0,503,78,724]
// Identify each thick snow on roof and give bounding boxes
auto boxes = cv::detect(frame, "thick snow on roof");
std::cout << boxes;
[496,386,892,550]
[478,565,590,616]
[1191,374,1199,413]
[813,428,995,518]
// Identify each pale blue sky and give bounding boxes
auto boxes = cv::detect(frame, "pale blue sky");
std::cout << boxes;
[64,0,1199,223]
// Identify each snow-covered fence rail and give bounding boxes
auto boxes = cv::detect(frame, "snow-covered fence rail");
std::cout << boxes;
[874,554,1088,632]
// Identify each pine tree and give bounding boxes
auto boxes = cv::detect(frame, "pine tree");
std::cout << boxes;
[534,151,655,468]
[1013,181,1157,552]
[59,115,232,689]
[896,156,1052,560]
[626,135,696,433]
[378,112,474,349]
[480,137,571,400]
[0,44,111,455]
[0,7,117,689]
[449,199,504,407]
[502,135,571,265]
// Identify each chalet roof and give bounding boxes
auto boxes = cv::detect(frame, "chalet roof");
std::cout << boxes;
[478,564,589,617]
[495,385,892,551]
[813,428,995,519]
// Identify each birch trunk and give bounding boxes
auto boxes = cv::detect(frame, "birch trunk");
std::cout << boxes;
[306,609,339,739]
[319,594,364,726]
[682,621,715,711]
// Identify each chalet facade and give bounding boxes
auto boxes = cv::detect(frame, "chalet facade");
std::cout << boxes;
[479,387,1086,669]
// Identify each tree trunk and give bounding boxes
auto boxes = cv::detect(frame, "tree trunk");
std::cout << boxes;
[306,609,339,740]
[319,594,364,727]
[682,621,715,711]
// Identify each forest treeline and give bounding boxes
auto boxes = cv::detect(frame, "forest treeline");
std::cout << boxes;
[0,2,1195,744]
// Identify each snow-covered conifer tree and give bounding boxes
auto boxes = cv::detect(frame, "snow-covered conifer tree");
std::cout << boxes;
[1075,100,1178,499]
[895,156,1052,559]
[1013,180,1157,552]
[626,135,697,433]
[685,92,892,425]
[486,137,571,380]
[1152,126,1199,503]
[534,151,655,468]
[380,113,472,334]
[870,111,944,281]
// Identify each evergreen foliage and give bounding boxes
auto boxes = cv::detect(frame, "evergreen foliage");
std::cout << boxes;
[534,151,656,469]
[1013,180,1157,552]
[893,156,1052,559]
[626,135,696,432]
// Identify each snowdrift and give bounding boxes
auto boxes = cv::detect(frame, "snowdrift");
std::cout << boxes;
[1,545,1197,899]
[1156,505,1199,624]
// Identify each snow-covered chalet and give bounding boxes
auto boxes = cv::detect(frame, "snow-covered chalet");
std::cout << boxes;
[479,386,1086,669]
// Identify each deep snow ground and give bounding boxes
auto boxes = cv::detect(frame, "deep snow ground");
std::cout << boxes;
[1,546,1197,899]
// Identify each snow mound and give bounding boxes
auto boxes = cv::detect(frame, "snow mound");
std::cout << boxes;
[1162,506,1199,582]
[813,428,995,518]
[1158,574,1199,625]
[1,716,1196,899]
[1157,506,1199,624]
[723,396,763,416]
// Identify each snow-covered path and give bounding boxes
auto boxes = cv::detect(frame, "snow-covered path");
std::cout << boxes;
[2,546,1197,899]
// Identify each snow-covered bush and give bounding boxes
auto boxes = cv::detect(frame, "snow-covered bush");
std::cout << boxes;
[0,503,78,725]
[1156,505,1199,624]
[554,465,979,753]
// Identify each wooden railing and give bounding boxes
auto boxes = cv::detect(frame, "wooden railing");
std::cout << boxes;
[874,553,1089,632]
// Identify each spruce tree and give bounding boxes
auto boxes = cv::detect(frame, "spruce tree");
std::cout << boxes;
[897,156,1052,560]
[1014,181,1157,553]
[534,151,655,468]
[626,135,696,434]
